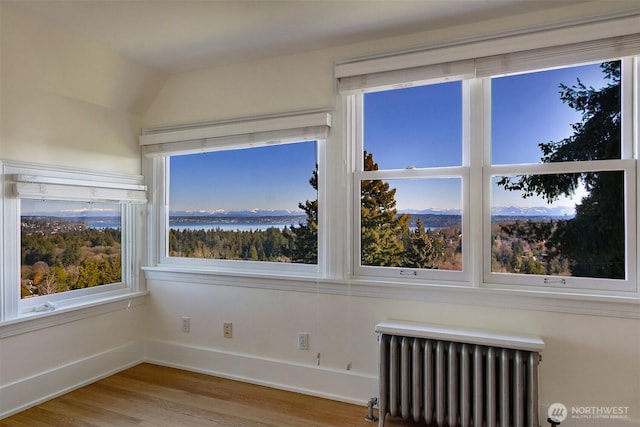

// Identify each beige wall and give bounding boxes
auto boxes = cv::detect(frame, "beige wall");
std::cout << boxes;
[142,1,635,127]
[1,0,639,424]
[0,4,165,174]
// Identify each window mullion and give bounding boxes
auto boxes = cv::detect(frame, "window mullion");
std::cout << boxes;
[1,187,20,320]
[468,78,484,287]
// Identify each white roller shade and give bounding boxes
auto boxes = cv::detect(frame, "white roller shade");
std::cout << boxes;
[336,12,640,92]
[140,111,331,157]
[337,60,475,94]
[13,175,147,204]
[476,33,640,77]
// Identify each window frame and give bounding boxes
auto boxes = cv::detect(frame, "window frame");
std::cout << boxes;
[0,161,147,323]
[482,58,637,292]
[342,49,639,295]
[350,80,472,283]
[141,112,331,278]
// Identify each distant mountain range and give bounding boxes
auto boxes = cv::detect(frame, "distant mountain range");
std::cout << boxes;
[169,209,303,217]
[491,206,575,217]
[169,205,575,218]
[24,205,575,219]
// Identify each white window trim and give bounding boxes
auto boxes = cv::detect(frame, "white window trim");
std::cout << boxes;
[339,23,640,300]
[351,91,471,282]
[141,111,331,277]
[482,57,637,293]
[0,160,148,335]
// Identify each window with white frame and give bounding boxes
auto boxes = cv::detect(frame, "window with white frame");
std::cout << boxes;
[486,60,636,291]
[339,33,639,293]
[141,112,330,276]
[352,80,469,282]
[1,162,146,321]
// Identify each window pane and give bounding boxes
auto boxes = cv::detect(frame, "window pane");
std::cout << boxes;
[21,200,122,299]
[364,82,462,169]
[169,142,318,264]
[491,61,621,165]
[360,178,462,270]
[491,171,625,279]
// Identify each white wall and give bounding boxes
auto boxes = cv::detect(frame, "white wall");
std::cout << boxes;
[141,2,640,426]
[0,4,163,417]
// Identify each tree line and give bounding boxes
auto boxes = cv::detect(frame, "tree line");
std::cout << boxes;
[21,222,122,298]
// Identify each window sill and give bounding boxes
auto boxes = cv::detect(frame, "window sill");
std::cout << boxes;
[0,290,148,338]
[142,266,640,319]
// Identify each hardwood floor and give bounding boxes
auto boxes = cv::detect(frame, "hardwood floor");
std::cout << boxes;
[0,363,421,426]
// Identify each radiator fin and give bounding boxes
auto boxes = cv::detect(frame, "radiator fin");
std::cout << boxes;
[378,334,541,427]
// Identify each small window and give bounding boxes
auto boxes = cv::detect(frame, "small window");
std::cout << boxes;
[21,199,122,299]
[1,163,146,322]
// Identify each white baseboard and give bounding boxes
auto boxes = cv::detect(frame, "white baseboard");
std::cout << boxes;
[0,340,145,419]
[144,339,378,406]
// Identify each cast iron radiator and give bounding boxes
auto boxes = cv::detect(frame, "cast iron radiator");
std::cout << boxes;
[375,321,545,427]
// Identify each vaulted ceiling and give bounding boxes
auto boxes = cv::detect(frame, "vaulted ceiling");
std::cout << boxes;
[5,0,596,73]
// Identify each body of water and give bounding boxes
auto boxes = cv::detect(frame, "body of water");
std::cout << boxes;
[169,220,304,232]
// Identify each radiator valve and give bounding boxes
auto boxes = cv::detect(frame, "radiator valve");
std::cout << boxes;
[365,397,378,422]
[548,417,561,426]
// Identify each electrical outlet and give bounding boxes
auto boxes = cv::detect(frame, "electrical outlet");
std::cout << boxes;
[224,322,233,338]
[297,332,309,350]
[181,316,190,333]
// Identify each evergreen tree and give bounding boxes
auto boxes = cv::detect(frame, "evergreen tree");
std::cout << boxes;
[497,62,624,278]
[361,151,410,266]
[403,218,437,268]
[288,167,319,264]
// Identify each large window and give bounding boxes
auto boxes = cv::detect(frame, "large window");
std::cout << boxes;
[168,141,318,264]
[141,111,330,276]
[341,39,638,293]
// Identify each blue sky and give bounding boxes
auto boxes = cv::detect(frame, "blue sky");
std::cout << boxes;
[164,62,612,215]
[365,62,610,213]
[170,142,317,213]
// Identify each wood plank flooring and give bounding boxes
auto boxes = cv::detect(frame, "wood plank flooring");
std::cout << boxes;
[1,363,421,426]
